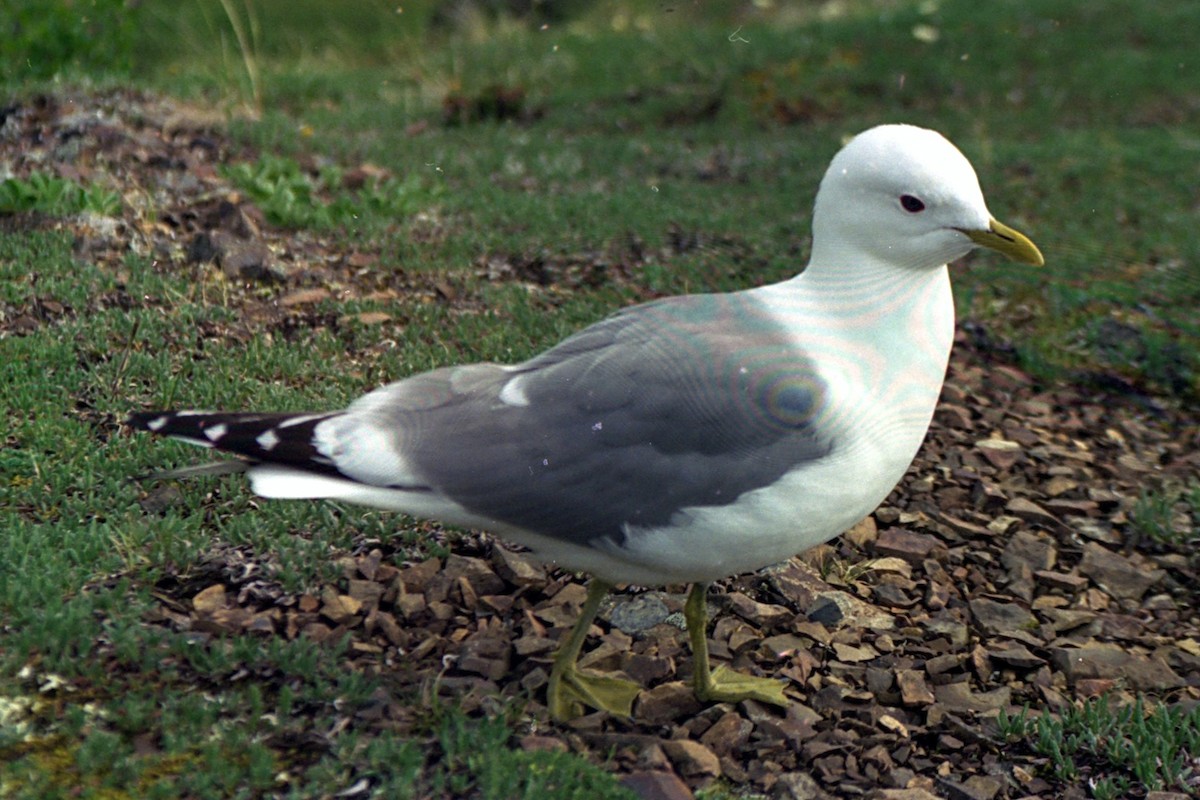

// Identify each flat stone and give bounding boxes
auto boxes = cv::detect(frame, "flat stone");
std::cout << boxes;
[771,770,836,799]
[519,734,567,753]
[871,790,942,800]
[610,592,671,634]
[975,438,1022,470]
[875,528,942,563]
[759,634,811,660]
[1033,570,1088,592]
[1000,530,1056,572]
[699,710,752,757]
[192,584,227,612]
[1005,497,1059,528]
[620,771,694,800]
[1050,643,1184,690]
[661,739,721,781]
[925,617,970,648]
[726,591,792,628]
[442,554,506,596]
[1078,542,1164,600]
[969,598,1036,636]
[933,682,1011,714]
[491,546,546,586]
[636,682,704,726]
[988,643,1044,668]
[897,669,935,705]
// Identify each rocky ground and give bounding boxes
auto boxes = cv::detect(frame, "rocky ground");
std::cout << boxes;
[3,90,1199,799]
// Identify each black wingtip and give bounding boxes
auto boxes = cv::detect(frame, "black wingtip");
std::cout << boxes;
[127,411,169,432]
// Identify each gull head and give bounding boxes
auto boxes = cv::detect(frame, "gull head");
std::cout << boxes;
[809,124,1043,272]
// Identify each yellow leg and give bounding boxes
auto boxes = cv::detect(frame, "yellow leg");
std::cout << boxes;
[546,580,642,721]
[686,583,789,707]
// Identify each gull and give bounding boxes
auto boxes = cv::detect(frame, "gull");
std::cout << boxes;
[130,124,1043,721]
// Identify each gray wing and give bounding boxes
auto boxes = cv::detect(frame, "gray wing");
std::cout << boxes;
[357,291,834,546]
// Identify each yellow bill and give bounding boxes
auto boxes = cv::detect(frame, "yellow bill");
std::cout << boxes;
[963,218,1044,266]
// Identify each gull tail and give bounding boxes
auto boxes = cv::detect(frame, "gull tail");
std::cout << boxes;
[128,410,439,511]
[127,410,342,477]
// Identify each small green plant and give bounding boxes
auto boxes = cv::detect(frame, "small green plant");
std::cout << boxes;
[216,0,263,112]
[221,156,434,231]
[1012,696,1200,793]
[418,699,636,799]
[995,704,1032,741]
[1090,775,1130,800]
[0,174,122,216]
[1131,481,1199,545]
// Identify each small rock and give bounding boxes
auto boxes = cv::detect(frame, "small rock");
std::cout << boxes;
[620,771,694,800]
[278,287,331,306]
[610,592,672,634]
[442,554,506,596]
[1044,474,1080,497]
[1005,497,1060,528]
[346,579,384,609]
[933,682,1011,714]
[699,711,752,756]
[192,584,227,612]
[1049,643,1184,690]
[320,586,363,623]
[1033,570,1088,592]
[971,481,1009,512]
[491,546,546,586]
[637,682,703,725]
[897,669,935,705]
[759,633,810,660]
[725,592,791,628]
[989,644,1044,668]
[975,438,1022,470]
[833,642,877,663]
[969,598,1036,636]
[771,770,835,799]
[1001,530,1056,572]
[519,734,567,753]
[1078,542,1164,601]
[874,528,941,563]
[870,790,942,800]
[661,739,721,782]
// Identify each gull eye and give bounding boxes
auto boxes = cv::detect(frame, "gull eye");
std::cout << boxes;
[900,194,926,213]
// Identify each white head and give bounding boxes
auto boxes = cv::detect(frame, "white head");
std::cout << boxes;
[808,124,1042,272]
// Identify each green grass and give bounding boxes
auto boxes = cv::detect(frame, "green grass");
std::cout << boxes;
[2,0,1200,796]
[997,697,1200,794]
[0,174,122,216]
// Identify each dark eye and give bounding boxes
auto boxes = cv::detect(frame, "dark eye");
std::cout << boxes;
[900,194,926,213]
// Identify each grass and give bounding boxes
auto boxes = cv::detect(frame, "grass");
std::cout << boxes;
[0,174,122,216]
[1130,481,1200,546]
[996,697,1200,795]
[1,0,1199,796]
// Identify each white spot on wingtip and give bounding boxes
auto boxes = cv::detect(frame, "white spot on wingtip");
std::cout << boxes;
[279,414,323,429]
[204,424,228,442]
[257,429,280,451]
[499,376,530,407]
[146,416,169,431]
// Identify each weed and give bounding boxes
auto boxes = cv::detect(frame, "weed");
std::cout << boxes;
[215,0,263,113]
[0,174,122,217]
[994,704,1032,741]
[1131,481,1199,545]
[1007,695,1200,793]
[220,155,435,232]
